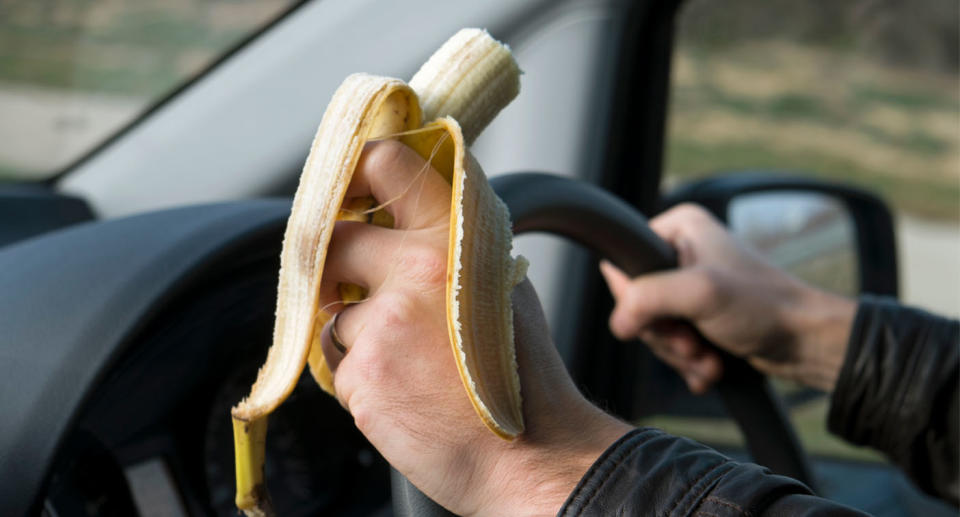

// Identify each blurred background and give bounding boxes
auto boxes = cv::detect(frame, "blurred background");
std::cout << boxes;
[0,0,956,514]
[655,0,959,476]
[1,0,955,315]
[0,0,296,179]
[665,0,959,320]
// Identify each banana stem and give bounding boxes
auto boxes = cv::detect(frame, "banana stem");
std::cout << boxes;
[233,417,274,517]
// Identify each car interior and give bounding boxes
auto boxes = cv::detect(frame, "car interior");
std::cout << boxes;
[0,0,956,515]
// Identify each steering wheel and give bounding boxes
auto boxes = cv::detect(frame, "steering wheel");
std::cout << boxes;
[0,176,810,516]
[390,173,813,516]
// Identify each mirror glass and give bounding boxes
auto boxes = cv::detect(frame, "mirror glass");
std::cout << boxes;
[728,191,858,296]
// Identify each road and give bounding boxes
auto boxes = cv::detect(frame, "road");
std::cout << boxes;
[898,215,960,318]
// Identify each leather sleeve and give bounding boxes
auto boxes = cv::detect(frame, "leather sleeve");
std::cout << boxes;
[558,428,867,516]
[828,295,959,505]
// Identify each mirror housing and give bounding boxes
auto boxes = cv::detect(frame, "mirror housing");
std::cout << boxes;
[662,173,898,297]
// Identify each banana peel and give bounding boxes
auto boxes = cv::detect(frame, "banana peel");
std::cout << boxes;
[230,29,527,516]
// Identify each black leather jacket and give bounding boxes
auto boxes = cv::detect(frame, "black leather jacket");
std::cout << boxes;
[560,296,959,516]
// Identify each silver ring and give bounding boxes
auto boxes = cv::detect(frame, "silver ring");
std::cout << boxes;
[329,312,348,354]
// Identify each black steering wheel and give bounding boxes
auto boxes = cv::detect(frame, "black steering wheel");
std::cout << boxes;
[0,175,810,516]
[390,173,813,516]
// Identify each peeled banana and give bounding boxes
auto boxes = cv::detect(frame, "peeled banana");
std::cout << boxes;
[230,29,526,516]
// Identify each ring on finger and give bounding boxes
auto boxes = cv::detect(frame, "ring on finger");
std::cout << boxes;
[329,312,349,354]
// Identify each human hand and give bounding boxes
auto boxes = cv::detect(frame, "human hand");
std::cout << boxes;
[599,204,856,393]
[319,140,631,516]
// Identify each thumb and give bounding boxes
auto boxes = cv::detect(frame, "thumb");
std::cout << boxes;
[599,260,631,300]
[604,267,714,340]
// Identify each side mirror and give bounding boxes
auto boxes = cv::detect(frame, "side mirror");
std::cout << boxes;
[662,173,898,297]
[730,191,858,296]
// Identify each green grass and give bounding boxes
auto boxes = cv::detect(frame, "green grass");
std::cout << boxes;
[92,11,229,49]
[675,86,953,158]
[676,86,837,122]
[855,125,952,155]
[767,93,829,120]
[0,14,240,50]
[0,54,181,95]
[854,85,960,112]
[669,41,959,223]
[0,12,247,95]
[666,139,960,221]
[898,130,952,154]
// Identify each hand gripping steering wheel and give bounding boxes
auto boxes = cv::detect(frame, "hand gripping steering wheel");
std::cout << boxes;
[390,172,814,516]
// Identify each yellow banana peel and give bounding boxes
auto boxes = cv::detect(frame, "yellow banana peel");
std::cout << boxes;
[230,29,525,516]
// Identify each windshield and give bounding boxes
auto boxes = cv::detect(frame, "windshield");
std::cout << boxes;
[0,0,298,182]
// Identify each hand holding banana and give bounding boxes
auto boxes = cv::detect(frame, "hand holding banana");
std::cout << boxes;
[230,29,628,516]
[320,140,629,516]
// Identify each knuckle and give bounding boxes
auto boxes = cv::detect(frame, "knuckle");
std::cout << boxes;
[360,351,393,388]
[653,203,712,242]
[344,342,394,394]
[374,291,416,328]
[693,267,726,311]
[350,402,376,435]
[399,246,447,288]
[670,203,721,232]
[364,139,408,175]
[674,203,710,221]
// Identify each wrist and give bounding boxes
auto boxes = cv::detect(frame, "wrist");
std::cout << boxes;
[777,284,856,391]
[475,408,631,516]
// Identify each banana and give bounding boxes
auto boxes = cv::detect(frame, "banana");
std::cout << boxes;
[230,29,526,516]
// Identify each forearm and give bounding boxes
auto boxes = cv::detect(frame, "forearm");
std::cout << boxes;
[828,295,959,504]
[465,280,635,516]
[779,285,857,392]
[747,281,856,393]
[482,410,632,516]
[560,428,868,516]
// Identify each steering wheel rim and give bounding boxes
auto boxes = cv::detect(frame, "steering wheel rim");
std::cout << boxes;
[493,173,813,480]
[390,172,814,517]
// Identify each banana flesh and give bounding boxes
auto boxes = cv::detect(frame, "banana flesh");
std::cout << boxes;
[410,28,520,145]
[231,29,524,516]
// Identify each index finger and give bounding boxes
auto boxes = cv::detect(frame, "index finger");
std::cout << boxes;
[346,139,451,229]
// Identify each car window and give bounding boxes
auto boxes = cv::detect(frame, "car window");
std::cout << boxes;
[649,0,958,463]
[0,0,299,182]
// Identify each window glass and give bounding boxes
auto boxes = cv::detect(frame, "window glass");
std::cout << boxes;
[653,0,958,462]
[0,0,297,181]
[730,191,859,296]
